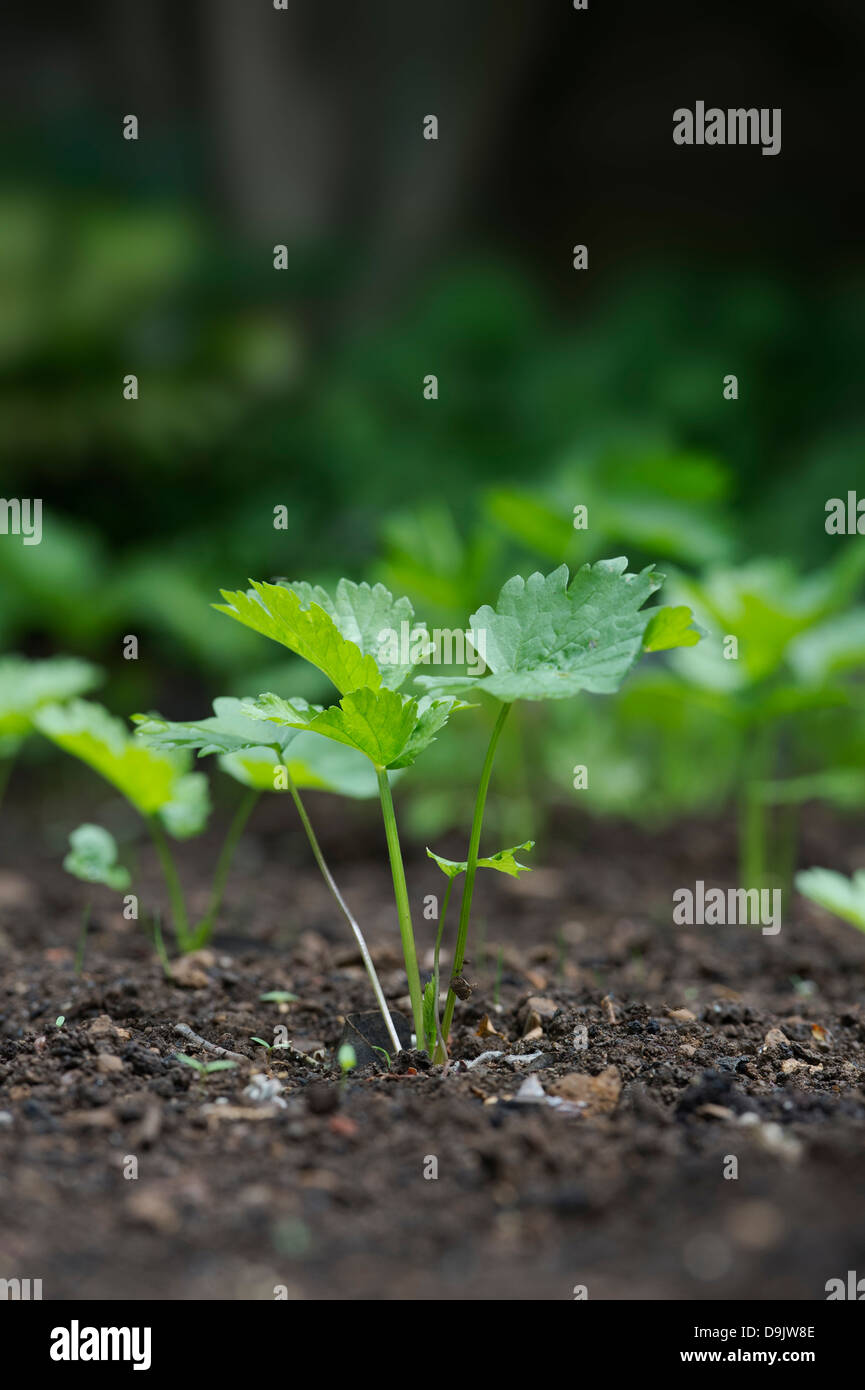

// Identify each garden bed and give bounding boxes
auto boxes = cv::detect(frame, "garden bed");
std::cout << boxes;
[1,799,864,1301]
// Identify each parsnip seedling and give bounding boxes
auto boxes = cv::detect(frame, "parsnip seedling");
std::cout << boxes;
[214,579,466,1051]
[63,823,131,974]
[34,700,209,952]
[417,558,701,1046]
[175,1054,237,1080]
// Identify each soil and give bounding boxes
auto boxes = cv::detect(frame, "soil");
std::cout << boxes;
[2,789,865,1301]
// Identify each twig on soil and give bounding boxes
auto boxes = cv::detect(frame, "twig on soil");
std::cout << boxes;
[173,1023,249,1065]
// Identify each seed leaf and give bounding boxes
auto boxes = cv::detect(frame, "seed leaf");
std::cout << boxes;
[796,867,865,932]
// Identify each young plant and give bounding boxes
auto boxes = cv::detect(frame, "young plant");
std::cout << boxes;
[0,655,102,809]
[425,840,534,1062]
[63,823,131,974]
[416,558,701,1048]
[337,1043,357,1093]
[665,552,865,887]
[796,867,865,933]
[134,696,400,1053]
[213,579,467,1052]
[174,1054,237,1083]
[33,700,210,952]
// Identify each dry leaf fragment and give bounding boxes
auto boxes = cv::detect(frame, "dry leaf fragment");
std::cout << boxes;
[477,1015,506,1040]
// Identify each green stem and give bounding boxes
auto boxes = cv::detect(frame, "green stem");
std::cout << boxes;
[431,879,453,1064]
[376,767,425,1050]
[193,788,259,946]
[739,721,775,889]
[441,702,511,1046]
[286,768,402,1057]
[147,816,192,951]
[0,755,14,813]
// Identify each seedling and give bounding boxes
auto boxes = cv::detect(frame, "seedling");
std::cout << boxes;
[213,579,467,1052]
[338,1043,357,1092]
[174,1053,237,1080]
[55,1016,65,1029]
[258,991,299,1004]
[205,563,697,1058]
[63,823,131,975]
[665,552,865,887]
[0,655,101,810]
[417,558,701,1048]
[34,700,210,952]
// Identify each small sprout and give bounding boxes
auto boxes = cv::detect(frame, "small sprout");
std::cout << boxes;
[55,1016,65,1029]
[338,1042,357,1093]
[250,1036,272,1050]
[371,1045,392,1070]
[258,991,298,1003]
[174,1052,237,1080]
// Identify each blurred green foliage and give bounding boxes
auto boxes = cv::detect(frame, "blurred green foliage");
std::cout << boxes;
[2,193,863,847]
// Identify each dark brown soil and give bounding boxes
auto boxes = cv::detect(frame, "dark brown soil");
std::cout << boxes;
[2,794,865,1301]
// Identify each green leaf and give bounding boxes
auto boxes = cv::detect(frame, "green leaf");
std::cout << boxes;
[219,737,378,799]
[133,696,305,757]
[63,823,130,891]
[0,655,102,738]
[426,840,535,880]
[134,696,378,798]
[417,559,697,702]
[242,687,463,770]
[422,977,438,1051]
[277,578,432,690]
[788,609,865,685]
[667,560,852,690]
[34,700,210,838]
[643,605,703,652]
[796,867,865,932]
[215,581,382,695]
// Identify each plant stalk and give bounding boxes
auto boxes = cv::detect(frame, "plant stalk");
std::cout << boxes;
[194,788,260,945]
[440,701,511,1046]
[431,879,453,1064]
[286,768,402,1056]
[147,815,192,950]
[376,767,425,1050]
